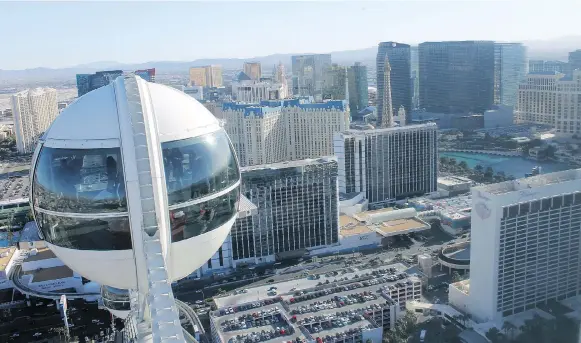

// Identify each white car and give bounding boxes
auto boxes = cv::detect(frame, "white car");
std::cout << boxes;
[33,333,42,337]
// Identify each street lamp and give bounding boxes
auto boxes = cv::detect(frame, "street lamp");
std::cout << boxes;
[195,289,205,300]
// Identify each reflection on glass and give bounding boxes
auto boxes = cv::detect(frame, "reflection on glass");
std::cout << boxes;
[162,130,239,206]
[102,286,130,310]
[103,299,131,311]
[35,211,132,250]
[170,186,239,242]
[33,147,127,213]
[101,286,129,301]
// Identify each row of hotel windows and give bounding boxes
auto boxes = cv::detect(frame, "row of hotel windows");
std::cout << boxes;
[502,193,581,218]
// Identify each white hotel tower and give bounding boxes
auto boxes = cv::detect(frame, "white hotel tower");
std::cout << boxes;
[11,88,59,154]
[468,169,581,322]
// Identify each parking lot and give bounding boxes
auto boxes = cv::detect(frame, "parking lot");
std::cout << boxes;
[0,156,31,175]
[0,296,115,342]
[175,223,457,334]
[0,175,29,201]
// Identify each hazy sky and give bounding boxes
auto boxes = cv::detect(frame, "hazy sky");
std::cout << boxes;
[2,1,580,70]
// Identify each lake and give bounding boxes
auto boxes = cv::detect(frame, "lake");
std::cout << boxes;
[440,151,573,178]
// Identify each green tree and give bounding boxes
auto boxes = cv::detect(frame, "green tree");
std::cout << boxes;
[448,158,457,167]
[458,161,468,170]
[474,164,484,173]
[451,271,463,283]
[501,321,516,339]
[440,156,450,165]
[484,167,494,180]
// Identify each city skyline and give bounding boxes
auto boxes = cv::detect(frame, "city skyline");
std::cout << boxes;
[2,1,581,70]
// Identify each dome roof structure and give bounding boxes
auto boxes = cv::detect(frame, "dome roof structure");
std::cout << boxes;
[30,75,241,290]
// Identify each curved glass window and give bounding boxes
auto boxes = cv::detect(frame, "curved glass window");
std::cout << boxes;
[101,286,130,301]
[170,186,239,242]
[162,130,240,206]
[34,211,132,250]
[33,147,127,213]
[103,298,131,311]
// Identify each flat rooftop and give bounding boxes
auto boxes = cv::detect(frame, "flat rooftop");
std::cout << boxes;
[287,281,404,322]
[241,156,337,172]
[339,215,373,237]
[309,320,377,339]
[214,263,414,308]
[212,303,307,343]
[340,210,429,239]
[26,265,74,282]
[24,248,56,262]
[212,263,418,343]
[0,247,16,272]
[451,279,470,295]
[359,207,396,216]
[437,176,472,187]
[411,195,472,220]
[375,218,428,235]
[475,168,581,195]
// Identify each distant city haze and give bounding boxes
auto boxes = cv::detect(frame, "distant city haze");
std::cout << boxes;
[1,1,581,70]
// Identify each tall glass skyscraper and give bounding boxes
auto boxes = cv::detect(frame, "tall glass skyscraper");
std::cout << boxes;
[410,46,420,110]
[348,62,369,119]
[569,49,581,73]
[419,41,495,114]
[377,42,412,125]
[322,64,348,100]
[494,43,528,107]
[76,69,155,97]
[291,54,332,97]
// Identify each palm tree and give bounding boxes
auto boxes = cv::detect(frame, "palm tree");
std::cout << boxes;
[474,164,484,173]
[449,158,457,167]
[502,321,516,339]
[451,271,462,283]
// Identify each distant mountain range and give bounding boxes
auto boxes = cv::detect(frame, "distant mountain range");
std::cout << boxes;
[1,36,579,84]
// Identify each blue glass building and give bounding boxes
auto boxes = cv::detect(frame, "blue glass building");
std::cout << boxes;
[347,62,369,119]
[377,42,412,125]
[291,54,332,97]
[76,69,155,97]
[419,41,495,114]
[494,43,528,107]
